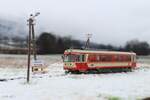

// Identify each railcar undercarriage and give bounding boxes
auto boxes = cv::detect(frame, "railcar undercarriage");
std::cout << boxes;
[65,67,132,74]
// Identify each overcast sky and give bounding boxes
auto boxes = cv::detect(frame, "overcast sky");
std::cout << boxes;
[0,0,150,45]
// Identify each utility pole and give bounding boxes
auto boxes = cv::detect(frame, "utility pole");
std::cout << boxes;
[31,19,37,60]
[27,12,40,83]
[84,33,92,49]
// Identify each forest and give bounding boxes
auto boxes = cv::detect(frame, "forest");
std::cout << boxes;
[36,32,150,55]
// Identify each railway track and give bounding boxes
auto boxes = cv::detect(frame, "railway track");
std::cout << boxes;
[0,63,149,82]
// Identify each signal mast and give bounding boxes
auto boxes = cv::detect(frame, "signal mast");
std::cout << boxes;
[27,12,40,83]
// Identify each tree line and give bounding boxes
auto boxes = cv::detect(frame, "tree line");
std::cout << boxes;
[0,32,149,55]
[36,32,150,55]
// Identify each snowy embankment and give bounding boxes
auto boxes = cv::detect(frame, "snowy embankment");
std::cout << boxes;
[0,55,150,100]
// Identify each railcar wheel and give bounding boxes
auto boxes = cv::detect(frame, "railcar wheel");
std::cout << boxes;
[127,68,132,72]
[65,70,70,74]
[70,71,81,74]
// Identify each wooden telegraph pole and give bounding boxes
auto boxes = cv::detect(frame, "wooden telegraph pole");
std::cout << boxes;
[31,19,37,60]
[84,33,92,49]
[27,13,40,83]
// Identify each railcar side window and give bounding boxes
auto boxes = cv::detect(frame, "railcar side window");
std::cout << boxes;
[126,56,131,61]
[114,55,123,62]
[88,55,98,62]
[88,54,113,62]
[64,54,85,62]
[114,55,119,61]
[118,56,123,61]
[101,55,107,61]
[101,55,112,62]
[113,55,131,62]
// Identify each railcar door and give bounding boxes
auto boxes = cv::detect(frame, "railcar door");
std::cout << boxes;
[76,55,88,72]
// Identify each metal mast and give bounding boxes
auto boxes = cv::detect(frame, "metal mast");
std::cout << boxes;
[84,33,92,49]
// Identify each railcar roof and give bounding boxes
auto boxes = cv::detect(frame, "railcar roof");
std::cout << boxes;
[64,49,136,55]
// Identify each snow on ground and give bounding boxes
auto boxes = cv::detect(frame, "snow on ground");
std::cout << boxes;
[0,55,150,100]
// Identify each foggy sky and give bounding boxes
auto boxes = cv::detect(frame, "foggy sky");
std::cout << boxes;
[0,0,150,45]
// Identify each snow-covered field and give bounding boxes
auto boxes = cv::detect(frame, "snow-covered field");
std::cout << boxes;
[0,55,150,100]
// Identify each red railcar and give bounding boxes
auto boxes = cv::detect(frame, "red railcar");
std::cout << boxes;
[63,49,136,73]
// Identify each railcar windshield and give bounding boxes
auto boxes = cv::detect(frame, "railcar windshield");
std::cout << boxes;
[64,54,85,62]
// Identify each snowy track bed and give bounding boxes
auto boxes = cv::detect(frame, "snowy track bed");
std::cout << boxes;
[0,63,150,100]
[0,55,150,100]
